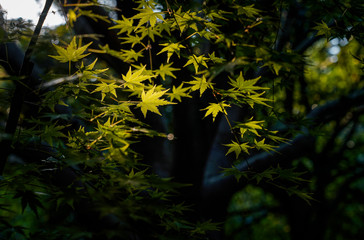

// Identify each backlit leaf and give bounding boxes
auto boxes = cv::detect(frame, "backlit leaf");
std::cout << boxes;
[202,101,230,122]
[224,141,250,159]
[49,37,92,63]
[137,86,175,117]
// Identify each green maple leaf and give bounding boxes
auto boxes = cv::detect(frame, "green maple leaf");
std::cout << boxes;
[267,131,289,143]
[155,63,180,80]
[121,49,144,62]
[234,4,261,18]
[171,8,202,33]
[78,9,111,23]
[246,92,272,108]
[49,37,92,63]
[120,34,144,47]
[169,83,191,102]
[137,26,162,42]
[137,86,175,117]
[171,8,190,33]
[187,75,210,96]
[122,66,155,90]
[156,21,172,36]
[235,117,264,136]
[100,45,143,62]
[42,123,68,147]
[208,52,226,64]
[229,72,268,93]
[254,138,277,152]
[184,54,209,73]
[132,7,164,30]
[92,82,119,101]
[313,21,331,39]
[157,43,186,63]
[202,101,230,122]
[109,15,135,35]
[224,141,250,159]
[131,63,154,76]
[78,58,109,82]
[206,9,230,21]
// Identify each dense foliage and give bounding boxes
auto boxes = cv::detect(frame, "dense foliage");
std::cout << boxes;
[0,0,364,239]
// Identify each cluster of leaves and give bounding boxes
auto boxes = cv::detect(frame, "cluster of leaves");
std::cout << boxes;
[103,0,283,160]
[0,0,307,239]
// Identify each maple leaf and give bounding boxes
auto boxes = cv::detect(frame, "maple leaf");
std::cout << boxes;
[156,21,172,36]
[205,9,230,21]
[171,8,190,33]
[313,21,331,39]
[235,117,264,136]
[109,16,135,35]
[92,82,119,101]
[246,92,272,108]
[121,49,144,62]
[267,131,289,143]
[122,66,155,90]
[78,58,109,82]
[228,72,268,93]
[202,101,230,122]
[137,86,175,117]
[42,123,68,147]
[234,4,261,18]
[137,26,162,42]
[187,75,210,96]
[224,141,250,159]
[78,9,111,23]
[171,8,202,33]
[157,43,186,63]
[49,37,92,63]
[254,138,277,152]
[132,7,164,30]
[155,63,180,80]
[169,83,191,102]
[120,34,144,47]
[208,52,226,64]
[184,55,209,73]
[131,63,154,76]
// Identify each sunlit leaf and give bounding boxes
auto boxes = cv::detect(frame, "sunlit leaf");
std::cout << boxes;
[49,37,92,63]
[137,86,175,117]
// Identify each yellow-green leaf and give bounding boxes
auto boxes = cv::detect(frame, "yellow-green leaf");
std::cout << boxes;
[202,101,230,122]
[155,63,180,81]
[157,43,186,63]
[92,82,119,101]
[224,141,250,159]
[187,75,210,96]
[122,66,155,90]
[184,54,209,73]
[169,83,191,102]
[49,37,92,63]
[254,138,277,152]
[137,86,175,117]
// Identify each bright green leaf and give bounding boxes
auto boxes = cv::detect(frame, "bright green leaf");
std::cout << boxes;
[202,101,230,122]
[155,63,180,80]
[137,86,175,117]
[49,37,92,63]
[224,141,250,159]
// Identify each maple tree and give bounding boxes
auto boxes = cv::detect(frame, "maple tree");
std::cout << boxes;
[0,0,364,239]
